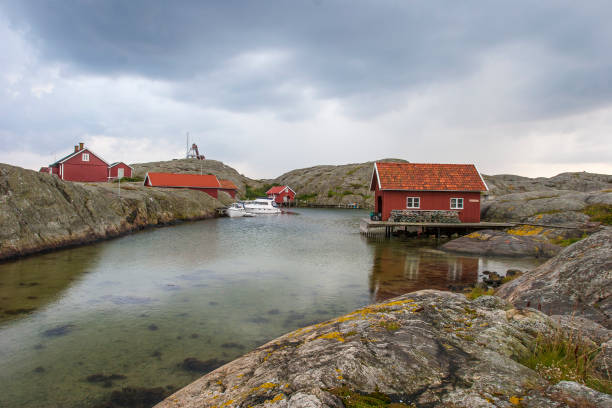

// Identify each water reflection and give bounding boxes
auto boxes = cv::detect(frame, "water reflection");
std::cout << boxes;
[369,243,481,301]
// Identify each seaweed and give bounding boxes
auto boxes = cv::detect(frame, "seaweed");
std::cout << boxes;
[180,357,225,373]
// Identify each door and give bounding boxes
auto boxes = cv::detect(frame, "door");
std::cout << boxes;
[118,168,124,179]
[377,196,382,215]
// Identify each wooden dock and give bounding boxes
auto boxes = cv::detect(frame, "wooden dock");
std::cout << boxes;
[359,218,516,238]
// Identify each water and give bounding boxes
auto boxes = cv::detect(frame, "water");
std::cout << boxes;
[0,209,543,407]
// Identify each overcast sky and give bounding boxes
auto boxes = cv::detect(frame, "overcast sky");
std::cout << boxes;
[1,1,611,178]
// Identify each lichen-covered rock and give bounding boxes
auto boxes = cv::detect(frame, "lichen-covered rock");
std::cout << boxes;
[154,290,587,408]
[441,229,561,257]
[497,228,612,329]
[0,163,224,260]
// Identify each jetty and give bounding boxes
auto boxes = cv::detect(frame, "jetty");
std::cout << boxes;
[359,218,515,238]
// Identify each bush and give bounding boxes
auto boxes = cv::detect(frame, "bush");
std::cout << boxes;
[582,204,612,225]
[519,329,611,394]
[113,176,144,183]
[466,287,494,300]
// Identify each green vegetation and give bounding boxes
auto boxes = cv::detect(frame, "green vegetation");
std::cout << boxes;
[466,287,495,300]
[582,204,612,225]
[328,387,413,408]
[519,330,611,394]
[552,234,587,247]
[244,184,280,200]
[346,166,362,176]
[113,176,144,183]
[328,189,336,198]
[296,193,318,202]
[342,190,355,196]
[350,183,364,189]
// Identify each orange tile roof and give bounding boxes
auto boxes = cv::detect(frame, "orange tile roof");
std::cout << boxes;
[146,172,220,188]
[219,179,238,190]
[266,186,287,194]
[373,162,487,191]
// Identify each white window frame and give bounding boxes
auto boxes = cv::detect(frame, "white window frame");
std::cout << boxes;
[406,197,420,208]
[82,153,90,162]
[450,197,464,209]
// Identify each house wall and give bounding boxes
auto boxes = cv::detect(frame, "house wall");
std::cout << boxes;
[270,190,295,204]
[219,189,236,199]
[374,183,481,222]
[192,187,218,198]
[62,151,108,182]
[109,163,133,179]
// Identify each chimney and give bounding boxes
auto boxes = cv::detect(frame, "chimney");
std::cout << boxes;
[79,142,84,150]
[74,145,79,152]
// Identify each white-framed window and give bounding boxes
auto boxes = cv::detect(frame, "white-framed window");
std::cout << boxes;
[82,153,90,161]
[406,197,420,208]
[450,198,464,209]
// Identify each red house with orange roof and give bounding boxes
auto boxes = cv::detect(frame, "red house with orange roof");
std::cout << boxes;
[218,179,238,198]
[266,185,296,205]
[143,172,221,198]
[370,162,488,222]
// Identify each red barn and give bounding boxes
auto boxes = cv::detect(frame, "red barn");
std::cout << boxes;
[370,162,488,222]
[266,185,296,205]
[108,162,133,180]
[48,143,109,182]
[143,172,221,198]
[219,179,238,198]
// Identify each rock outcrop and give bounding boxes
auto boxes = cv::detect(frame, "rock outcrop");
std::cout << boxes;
[0,163,230,261]
[496,228,612,329]
[155,290,611,408]
[441,229,562,258]
[483,172,612,196]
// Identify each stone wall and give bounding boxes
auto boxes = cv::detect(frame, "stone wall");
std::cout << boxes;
[390,209,460,223]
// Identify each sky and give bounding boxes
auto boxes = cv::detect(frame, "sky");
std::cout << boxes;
[0,1,611,179]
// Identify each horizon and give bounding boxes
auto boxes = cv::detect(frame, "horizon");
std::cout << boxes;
[1,1,611,179]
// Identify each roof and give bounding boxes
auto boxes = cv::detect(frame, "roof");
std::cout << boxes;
[266,185,295,195]
[372,162,488,192]
[219,179,238,190]
[144,172,221,188]
[109,162,134,170]
[49,148,109,167]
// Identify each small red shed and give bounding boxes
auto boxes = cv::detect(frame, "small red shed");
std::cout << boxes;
[266,185,296,205]
[370,162,488,222]
[48,143,109,182]
[143,172,221,198]
[108,162,133,180]
[219,179,238,199]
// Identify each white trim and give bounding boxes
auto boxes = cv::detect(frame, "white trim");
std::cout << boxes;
[143,172,151,187]
[476,169,489,191]
[56,148,110,166]
[450,197,464,209]
[370,163,381,191]
[406,197,420,208]
[61,163,64,180]
[81,152,90,162]
[109,162,134,171]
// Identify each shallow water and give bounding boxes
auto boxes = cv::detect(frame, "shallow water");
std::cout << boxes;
[0,209,543,407]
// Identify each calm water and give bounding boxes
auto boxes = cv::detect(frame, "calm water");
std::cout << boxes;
[0,209,543,407]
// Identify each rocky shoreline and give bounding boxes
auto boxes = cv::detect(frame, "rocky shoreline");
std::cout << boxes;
[154,229,611,407]
[0,164,231,261]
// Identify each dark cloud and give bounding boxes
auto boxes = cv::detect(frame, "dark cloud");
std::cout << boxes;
[3,1,611,118]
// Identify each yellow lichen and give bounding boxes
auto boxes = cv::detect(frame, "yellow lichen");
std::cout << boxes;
[221,400,234,407]
[507,225,544,236]
[271,394,284,402]
[509,396,523,405]
[316,331,345,342]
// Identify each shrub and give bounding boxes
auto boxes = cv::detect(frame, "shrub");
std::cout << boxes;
[113,176,144,183]
[466,287,495,300]
[582,204,612,225]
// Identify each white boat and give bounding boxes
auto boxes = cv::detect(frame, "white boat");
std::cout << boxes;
[243,198,281,214]
[226,203,248,218]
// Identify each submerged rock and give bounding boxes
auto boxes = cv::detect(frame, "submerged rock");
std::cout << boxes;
[94,386,175,408]
[155,290,610,408]
[42,324,74,337]
[180,358,225,374]
[497,228,612,328]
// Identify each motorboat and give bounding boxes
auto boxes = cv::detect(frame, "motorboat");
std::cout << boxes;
[243,198,281,214]
[226,202,248,218]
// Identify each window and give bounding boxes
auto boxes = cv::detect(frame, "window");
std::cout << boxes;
[82,153,89,161]
[406,197,420,208]
[450,198,464,209]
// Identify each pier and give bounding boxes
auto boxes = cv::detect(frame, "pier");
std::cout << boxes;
[359,218,516,238]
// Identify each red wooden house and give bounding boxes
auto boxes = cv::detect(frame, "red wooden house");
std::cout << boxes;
[370,162,488,222]
[108,162,133,180]
[143,172,221,198]
[47,143,109,182]
[219,179,238,198]
[266,185,296,205]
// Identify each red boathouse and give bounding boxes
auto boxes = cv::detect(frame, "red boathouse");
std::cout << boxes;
[143,172,221,198]
[370,162,488,222]
[48,143,109,182]
[266,185,296,205]
[219,179,238,199]
[108,162,133,180]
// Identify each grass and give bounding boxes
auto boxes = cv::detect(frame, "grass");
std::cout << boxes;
[519,329,611,395]
[466,287,495,300]
[113,176,144,183]
[552,234,587,247]
[328,387,414,408]
[296,193,318,201]
[582,204,612,225]
[244,184,279,200]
